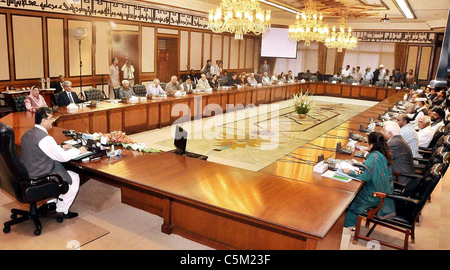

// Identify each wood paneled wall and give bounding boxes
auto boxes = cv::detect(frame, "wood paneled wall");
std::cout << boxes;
[0,7,261,94]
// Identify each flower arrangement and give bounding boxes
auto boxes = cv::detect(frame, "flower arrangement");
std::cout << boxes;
[90,131,160,153]
[292,89,313,115]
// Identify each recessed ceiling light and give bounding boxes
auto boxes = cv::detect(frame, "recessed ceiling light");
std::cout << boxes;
[394,0,415,19]
[259,0,297,14]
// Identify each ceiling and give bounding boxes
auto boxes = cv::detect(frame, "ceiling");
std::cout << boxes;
[132,0,449,31]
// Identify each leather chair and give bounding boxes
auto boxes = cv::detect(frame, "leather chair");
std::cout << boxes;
[84,89,103,101]
[353,163,444,250]
[375,81,385,87]
[132,85,147,97]
[0,122,68,236]
[12,95,26,112]
[52,92,61,107]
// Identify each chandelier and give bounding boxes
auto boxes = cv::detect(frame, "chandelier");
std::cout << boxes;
[324,17,358,52]
[208,0,271,40]
[288,0,329,46]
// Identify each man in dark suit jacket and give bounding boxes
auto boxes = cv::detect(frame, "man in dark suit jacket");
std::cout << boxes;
[50,75,65,93]
[382,121,416,196]
[58,81,82,107]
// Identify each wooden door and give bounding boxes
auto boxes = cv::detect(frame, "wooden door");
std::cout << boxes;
[157,37,178,83]
[111,32,140,85]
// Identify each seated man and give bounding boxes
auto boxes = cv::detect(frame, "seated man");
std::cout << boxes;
[285,70,294,81]
[430,106,445,133]
[181,76,195,93]
[118,80,135,99]
[261,72,271,85]
[50,75,65,93]
[58,81,82,107]
[417,115,434,148]
[227,73,239,87]
[382,121,416,196]
[396,113,419,158]
[247,73,258,86]
[147,78,166,97]
[165,75,182,96]
[196,74,211,90]
[21,107,87,218]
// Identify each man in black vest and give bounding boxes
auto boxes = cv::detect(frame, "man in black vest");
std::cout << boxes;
[21,107,86,218]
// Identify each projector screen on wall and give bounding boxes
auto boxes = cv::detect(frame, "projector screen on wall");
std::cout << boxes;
[261,27,297,58]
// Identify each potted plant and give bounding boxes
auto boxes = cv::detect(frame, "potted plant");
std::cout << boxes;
[292,89,313,119]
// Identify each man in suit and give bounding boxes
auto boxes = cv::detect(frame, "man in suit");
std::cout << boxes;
[58,81,82,107]
[50,75,65,93]
[382,121,417,196]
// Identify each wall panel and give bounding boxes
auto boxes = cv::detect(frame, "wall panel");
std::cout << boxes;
[180,30,189,71]
[230,37,239,69]
[142,26,155,73]
[95,21,110,75]
[222,35,230,70]
[406,45,419,74]
[12,15,44,79]
[239,39,245,69]
[190,31,202,70]
[211,34,222,63]
[47,18,65,78]
[203,33,211,66]
[253,39,260,71]
[418,46,432,80]
[0,14,9,81]
[245,38,254,69]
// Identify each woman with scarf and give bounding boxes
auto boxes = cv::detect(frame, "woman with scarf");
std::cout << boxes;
[24,86,48,112]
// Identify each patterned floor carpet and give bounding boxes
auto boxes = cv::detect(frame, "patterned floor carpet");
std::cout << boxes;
[134,97,375,171]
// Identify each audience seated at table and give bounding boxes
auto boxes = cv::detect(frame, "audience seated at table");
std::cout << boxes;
[227,73,239,87]
[197,74,211,90]
[247,73,258,86]
[24,86,48,112]
[165,75,182,96]
[181,76,195,93]
[342,132,396,228]
[396,113,420,158]
[209,74,219,89]
[147,78,166,97]
[118,80,135,99]
[238,73,248,86]
[382,121,416,196]
[417,115,434,148]
[261,72,271,85]
[58,81,82,106]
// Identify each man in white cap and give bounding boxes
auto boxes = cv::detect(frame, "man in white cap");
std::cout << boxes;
[378,64,386,82]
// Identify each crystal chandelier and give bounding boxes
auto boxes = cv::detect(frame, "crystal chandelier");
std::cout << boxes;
[208,0,271,40]
[324,17,358,52]
[288,0,329,46]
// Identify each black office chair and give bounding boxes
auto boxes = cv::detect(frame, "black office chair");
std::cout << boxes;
[52,92,61,107]
[12,95,26,112]
[353,163,443,250]
[0,122,68,236]
[84,89,104,101]
[132,85,147,97]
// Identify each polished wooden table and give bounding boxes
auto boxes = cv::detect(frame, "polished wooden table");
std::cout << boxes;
[0,84,409,250]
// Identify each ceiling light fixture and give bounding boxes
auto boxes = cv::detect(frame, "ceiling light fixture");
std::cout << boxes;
[394,0,416,19]
[259,0,297,14]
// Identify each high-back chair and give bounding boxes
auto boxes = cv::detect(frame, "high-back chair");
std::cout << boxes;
[353,163,444,250]
[0,122,68,236]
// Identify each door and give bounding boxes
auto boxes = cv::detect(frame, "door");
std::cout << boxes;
[111,32,140,85]
[157,37,178,83]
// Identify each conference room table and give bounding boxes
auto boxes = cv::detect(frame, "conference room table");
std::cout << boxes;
[0,82,411,250]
